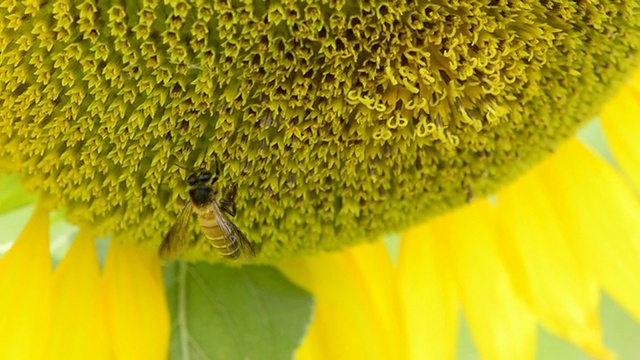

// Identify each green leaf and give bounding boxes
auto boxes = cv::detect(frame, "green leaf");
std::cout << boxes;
[50,215,79,267]
[578,118,617,166]
[0,174,36,215]
[383,234,400,266]
[164,262,313,360]
[0,204,34,255]
[0,204,79,259]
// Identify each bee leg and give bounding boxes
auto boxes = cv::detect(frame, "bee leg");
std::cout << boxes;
[220,183,237,217]
[210,153,220,185]
[220,199,236,217]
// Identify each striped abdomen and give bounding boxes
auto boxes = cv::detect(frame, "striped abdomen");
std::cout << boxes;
[195,205,240,259]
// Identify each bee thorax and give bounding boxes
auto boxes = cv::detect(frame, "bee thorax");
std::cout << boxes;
[189,186,214,206]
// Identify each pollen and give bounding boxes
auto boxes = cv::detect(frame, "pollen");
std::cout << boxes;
[1,1,639,262]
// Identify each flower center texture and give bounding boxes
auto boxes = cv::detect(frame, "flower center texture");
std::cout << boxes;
[1,1,639,262]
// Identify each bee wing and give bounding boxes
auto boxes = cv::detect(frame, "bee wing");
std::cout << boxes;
[212,201,256,259]
[224,219,256,258]
[159,202,194,259]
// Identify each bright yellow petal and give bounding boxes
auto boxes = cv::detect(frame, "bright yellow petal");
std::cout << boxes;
[600,70,640,192]
[449,200,536,360]
[535,139,640,325]
[279,241,404,360]
[498,143,612,360]
[398,217,458,360]
[102,240,170,360]
[0,203,52,360]
[47,229,110,359]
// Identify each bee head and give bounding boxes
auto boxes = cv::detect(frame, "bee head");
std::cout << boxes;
[187,171,213,186]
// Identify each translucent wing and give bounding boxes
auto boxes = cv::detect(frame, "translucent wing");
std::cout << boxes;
[211,201,256,259]
[159,202,194,259]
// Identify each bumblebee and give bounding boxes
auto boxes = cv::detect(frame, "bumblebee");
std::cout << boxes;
[160,157,255,260]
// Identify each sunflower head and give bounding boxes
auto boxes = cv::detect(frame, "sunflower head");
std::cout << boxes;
[1,0,639,262]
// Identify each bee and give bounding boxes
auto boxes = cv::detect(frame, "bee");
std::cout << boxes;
[160,156,255,260]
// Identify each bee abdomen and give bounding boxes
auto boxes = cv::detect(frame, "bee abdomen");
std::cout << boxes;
[198,214,240,258]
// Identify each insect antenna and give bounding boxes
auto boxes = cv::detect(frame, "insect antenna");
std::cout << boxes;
[171,162,192,172]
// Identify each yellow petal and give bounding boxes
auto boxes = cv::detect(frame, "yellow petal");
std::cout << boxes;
[398,217,458,360]
[0,203,52,360]
[535,139,640,325]
[102,240,170,360]
[279,241,404,360]
[402,200,537,360]
[449,200,536,360]
[47,228,110,359]
[600,70,640,192]
[498,143,612,360]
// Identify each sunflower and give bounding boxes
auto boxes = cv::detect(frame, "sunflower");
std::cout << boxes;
[1,0,640,359]
[280,133,640,359]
